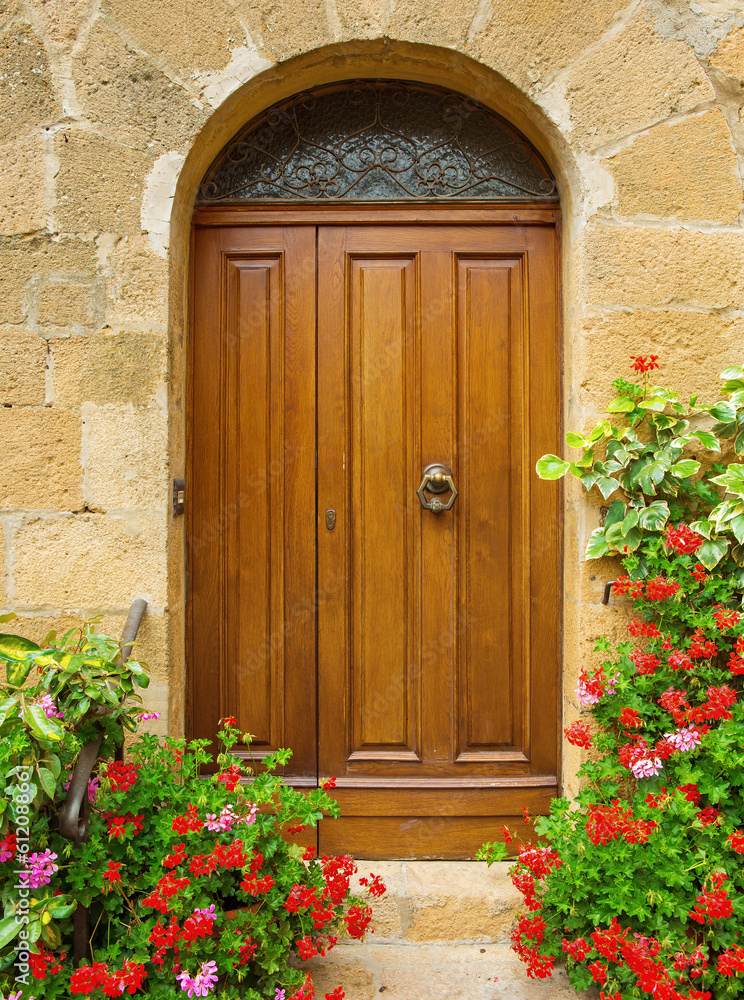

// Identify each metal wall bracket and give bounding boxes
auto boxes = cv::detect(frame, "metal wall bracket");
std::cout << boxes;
[173,478,185,516]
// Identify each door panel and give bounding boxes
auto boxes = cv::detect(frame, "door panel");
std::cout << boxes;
[317,223,560,858]
[189,226,317,780]
[455,254,526,761]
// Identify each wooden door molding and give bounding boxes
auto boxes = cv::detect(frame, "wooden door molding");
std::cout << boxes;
[188,224,317,779]
[188,205,562,858]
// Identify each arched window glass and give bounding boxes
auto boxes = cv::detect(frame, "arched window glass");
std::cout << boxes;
[198,80,557,202]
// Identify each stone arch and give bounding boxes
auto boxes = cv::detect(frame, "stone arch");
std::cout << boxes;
[165,38,580,738]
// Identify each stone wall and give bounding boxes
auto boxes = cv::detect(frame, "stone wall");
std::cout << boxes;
[0,0,743,765]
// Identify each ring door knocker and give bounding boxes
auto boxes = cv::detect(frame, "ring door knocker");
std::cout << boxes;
[416,463,458,513]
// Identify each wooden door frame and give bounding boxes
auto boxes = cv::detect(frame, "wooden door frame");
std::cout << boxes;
[187,201,564,806]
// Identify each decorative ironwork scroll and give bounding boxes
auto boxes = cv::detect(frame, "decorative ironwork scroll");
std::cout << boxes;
[198,80,557,202]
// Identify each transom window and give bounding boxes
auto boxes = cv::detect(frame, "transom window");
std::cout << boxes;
[198,79,557,202]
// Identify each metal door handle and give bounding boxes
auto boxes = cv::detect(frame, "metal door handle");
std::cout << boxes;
[417,463,457,513]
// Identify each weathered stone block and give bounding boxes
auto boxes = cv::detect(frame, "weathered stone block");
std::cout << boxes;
[0,23,57,134]
[0,235,98,325]
[83,404,168,511]
[387,0,478,47]
[73,21,208,152]
[0,136,46,236]
[37,279,95,326]
[236,0,331,61]
[0,325,47,404]
[104,236,169,330]
[711,23,744,84]
[301,947,375,1000]
[577,309,744,406]
[51,330,166,406]
[469,0,628,91]
[565,14,713,148]
[404,862,521,942]
[54,131,150,233]
[581,225,744,309]
[103,0,244,74]
[604,111,742,222]
[13,512,167,608]
[96,608,170,683]
[0,408,82,510]
[26,0,97,49]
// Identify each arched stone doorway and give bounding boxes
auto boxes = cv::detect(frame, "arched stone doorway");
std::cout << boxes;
[187,78,562,860]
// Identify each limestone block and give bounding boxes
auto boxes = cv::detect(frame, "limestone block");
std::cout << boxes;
[365,942,583,999]
[302,947,375,1000]
[54,131,150,234]
[565,15,713,149]
[711,23,744,84]
[468,0,628,91]
[0,325,47,404]
[577,309,744,407]
[84,404,168,511]
[51,330,166,406]
[13,512,167,608]
[5,612,87,645]
[105,236,169,330]
[95,607,170,682]
[385,0,480,47]
[581,225,744,310]
[0,235,98,325]
[26,0,96,49]
[73,21,208,152]
[404,862,521,942]
[103,0,244,75]
[604,111,742,223]
[0,136,46,236]
[235,0,331,61]
[574,602,634,671]
[0,23,57,135]
[37,279,95,327]
[0,408,82,510]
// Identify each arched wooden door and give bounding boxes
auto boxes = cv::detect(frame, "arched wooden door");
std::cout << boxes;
[188,84,562,860]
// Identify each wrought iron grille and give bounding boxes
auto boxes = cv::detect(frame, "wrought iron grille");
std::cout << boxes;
[198,80,557,202]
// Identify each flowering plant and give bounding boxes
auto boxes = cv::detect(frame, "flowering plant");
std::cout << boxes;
[0,626,385,999]
[479,359,744,1000]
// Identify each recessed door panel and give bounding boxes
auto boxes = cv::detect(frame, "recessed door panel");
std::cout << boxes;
[455,255,528,762]
[349,257,421,759]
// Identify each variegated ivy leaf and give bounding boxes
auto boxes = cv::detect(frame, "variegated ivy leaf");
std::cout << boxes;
[535,455,570,479]
[585,527,610,559]
[697,536,729,569]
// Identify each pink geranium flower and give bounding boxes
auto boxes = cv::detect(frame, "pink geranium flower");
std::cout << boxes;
[177,960,219,997]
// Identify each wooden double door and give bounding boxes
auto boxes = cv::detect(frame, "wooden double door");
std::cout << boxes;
[189,205,561,859]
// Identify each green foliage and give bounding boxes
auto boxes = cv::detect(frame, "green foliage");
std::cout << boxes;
[482,359,744,999]
[0,622,382,1000]
[536,362,744,566]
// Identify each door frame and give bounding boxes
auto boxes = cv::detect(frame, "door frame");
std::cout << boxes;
[187,201,564,851]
